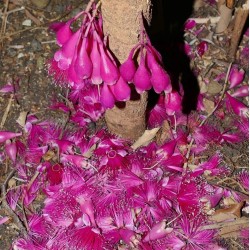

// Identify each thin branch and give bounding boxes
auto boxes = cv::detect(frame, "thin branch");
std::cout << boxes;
[1,169,27,235]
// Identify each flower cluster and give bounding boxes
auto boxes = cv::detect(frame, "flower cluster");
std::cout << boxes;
[48,2,176,119]
[0,103,248,249]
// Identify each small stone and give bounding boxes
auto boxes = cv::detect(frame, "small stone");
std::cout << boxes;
[31,39,42,52]
[7,48,17,57]
[17,53,25,58]
[36,56,44,70]
[22,19,32,26]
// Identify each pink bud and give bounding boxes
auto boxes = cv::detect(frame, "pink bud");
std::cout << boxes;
[100,83,115,109]
[112,76,131,101]
[68,52,83,85]
[184,19,196,30]
[147,51,172,93]
[229,67,245,89]
[74,37,93,80]
[226,92,248,118]
[133,53,152,93]
[164,91,182,115]
[119,49,137,82]
[90,38,102,85]
[56,19,73,46]
[231,85,249,97]
[0,131,22,144]
[143,220,173,242]
[99,43,119,85]
[5,140,17,163]
[54,29,82,70]
[197,41,208,57]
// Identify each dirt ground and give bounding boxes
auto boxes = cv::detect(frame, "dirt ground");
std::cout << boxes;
[0,0,248,249]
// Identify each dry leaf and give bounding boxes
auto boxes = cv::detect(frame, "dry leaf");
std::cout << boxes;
[207,81,223,95]
[83,144,96,158]
[213,201,245,218]
[16,111,28,127]
[132,127,160,150]
[204,216,249,238]
[8,178,16,188]
[42,150,56,161]
[203,98,215,114]
[156,120,172,146]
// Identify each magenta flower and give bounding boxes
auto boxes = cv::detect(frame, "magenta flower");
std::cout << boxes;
[177,175,202,218]
[5,140,17,163]
[0,131,22,144]
[226,92,248,118]
[55,19,74,46]
[228,66,245,89]
[120,48,137,82]
[237,170,249,191]
[94,136,129,172]
[143,220,173,242]
[231,85,249,97]
[147,95,168,129]
[43,189,82,227]
[6,186,22,210]
[164,91,182,115]
[240,228,249,247]
[133,52,152,93]
[178,216,217,249]
[147,49,172,94]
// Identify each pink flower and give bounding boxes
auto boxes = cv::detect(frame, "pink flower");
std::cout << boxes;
[43,190,81,227]
[147,95,168,129]
[0,131,22,144]
[226,92,248,118]
[178,216,217,249]
[6,186,22,210]
[240,228,249,247]
[228,66,245,89]
[164,91,182,115]
[94,136,129,173]
[237,170,249,191]
[177,175,202,218]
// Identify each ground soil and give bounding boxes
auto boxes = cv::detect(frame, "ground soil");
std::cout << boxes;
[0,0,248,249]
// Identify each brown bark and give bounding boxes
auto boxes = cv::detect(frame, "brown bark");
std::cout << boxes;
[229,0,249,59]
[101,0,153,141]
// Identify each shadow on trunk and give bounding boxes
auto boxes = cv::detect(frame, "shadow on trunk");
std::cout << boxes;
[147,0,200,115]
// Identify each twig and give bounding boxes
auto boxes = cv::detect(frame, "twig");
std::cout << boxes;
[1,169,27,235]
[0,0,9,37]
[229,0,249,59]
[20,171,40,231]
[183,63,233,173]
[0,6,25,17]
[201,217,248,230]
[0,94,14,129]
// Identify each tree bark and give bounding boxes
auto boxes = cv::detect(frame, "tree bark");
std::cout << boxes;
[101,0,153,141]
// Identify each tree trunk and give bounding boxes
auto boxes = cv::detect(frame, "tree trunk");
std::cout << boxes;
[101,0,153,141]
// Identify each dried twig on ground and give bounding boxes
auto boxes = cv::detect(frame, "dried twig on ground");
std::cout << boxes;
[1,169,27,235]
